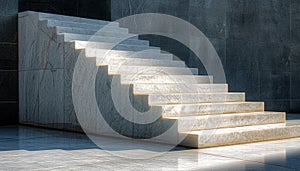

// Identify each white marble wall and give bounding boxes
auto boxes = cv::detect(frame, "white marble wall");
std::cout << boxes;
[19,12,80,130]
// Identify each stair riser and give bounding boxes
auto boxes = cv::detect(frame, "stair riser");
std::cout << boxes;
[46,20,125,32]
[97,58,185,67]
[108,66,198,75]
[133,84,229,94]
[56,27,131,36]
[85,49,172,60]
[162,103,264,117]
[75,41,159,51]
[149,93,245,105]
[180,126,300,148]
[171,112,285,131]
[39,13,118,26]
[63,34,149,46]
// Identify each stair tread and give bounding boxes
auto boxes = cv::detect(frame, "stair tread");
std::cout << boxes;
[56,26,137,36]
[159,101,263,106]
[161,102,264,117]
[75,40,151,46]
[108,65,198,75]
[168,111,286,132]
[150,92,244,96]
[99,57,179,62]
[75,40,160,51]
[166,111,285,120]
[63,33,148,45]
[133,83,228,94]
[122,75,212,84]
[181,123,292,135]
[46,19,118,27]
[97,58,184,67]
[63,33,142,39]
[35,11,117,24]
[85,48,162,54]
[121,74,210,80]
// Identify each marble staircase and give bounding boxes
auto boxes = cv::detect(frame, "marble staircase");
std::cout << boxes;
[19,11,300,148]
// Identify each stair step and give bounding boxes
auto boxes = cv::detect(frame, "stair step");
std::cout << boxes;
[160,102,264,117]
[62,33,149,46]
[38,11,118,26]
[108,65,198,75]
[97,58,185,67]
[75,41,159,51]
[133,84,228,94]
[85,48,172,60]
[55,26,137,38]
[148,92,245,105]
[166,112,285,131]
[121,75,211,84]
[45,19,124,32]
[179,123,300,148]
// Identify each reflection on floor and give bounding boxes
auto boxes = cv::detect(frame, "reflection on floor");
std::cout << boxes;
[1,114,300,170]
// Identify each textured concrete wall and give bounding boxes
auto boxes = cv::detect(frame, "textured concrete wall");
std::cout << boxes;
[226,0,300,113]
[0,0,19,125]
[19,0,111,20]
[111,0,300,113]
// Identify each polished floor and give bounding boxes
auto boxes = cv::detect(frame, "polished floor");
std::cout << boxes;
[1,114,300,171]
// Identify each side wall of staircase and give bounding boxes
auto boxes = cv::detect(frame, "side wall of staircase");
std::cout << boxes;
[19,11,81,131]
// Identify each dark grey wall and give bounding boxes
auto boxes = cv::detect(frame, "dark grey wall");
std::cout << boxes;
[111,0,300,113]
[0,0,19,125]
[19,0,111,20]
